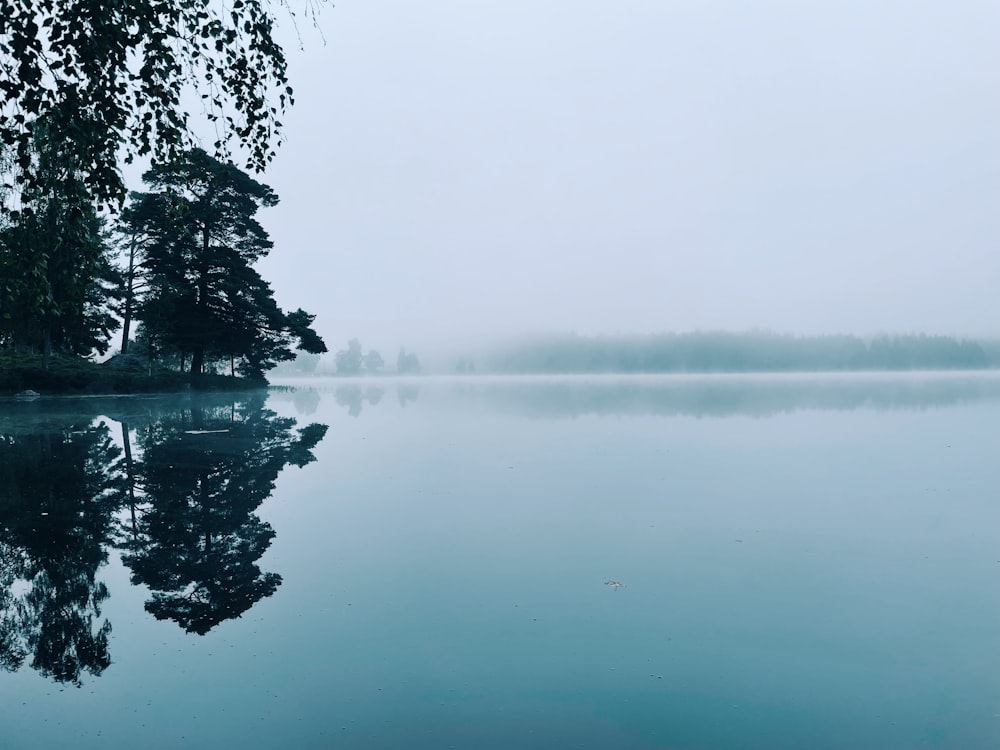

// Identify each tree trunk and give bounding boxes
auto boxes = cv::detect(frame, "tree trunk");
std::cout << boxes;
[120,233,137,354]
[190,220,211,382]
[191,347,204,378]
[42,328,52,370]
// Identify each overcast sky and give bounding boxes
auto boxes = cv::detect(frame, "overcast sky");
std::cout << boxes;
[250,0,999,354]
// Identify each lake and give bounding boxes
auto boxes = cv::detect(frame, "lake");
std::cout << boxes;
[2,373,999,749]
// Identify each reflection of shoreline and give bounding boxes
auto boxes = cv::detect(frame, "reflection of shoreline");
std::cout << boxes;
[8,373,999,426]
[0,391,271,433]
[271,382,418,417]
[334,385,386,417]
[450,372,1000,418]
[265,372,1000,419]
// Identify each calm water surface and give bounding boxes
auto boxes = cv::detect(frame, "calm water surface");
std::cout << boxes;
[2,374,999,749]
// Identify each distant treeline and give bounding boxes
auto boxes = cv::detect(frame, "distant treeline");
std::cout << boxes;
[484,332,994,374]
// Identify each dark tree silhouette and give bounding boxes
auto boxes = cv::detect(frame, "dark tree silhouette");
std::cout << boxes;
[0,0,312,208]
[129,148,326,379]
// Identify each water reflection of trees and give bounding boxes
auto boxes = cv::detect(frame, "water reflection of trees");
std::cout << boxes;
[269,382,408,418]
[334,385,386,417]
[397,384,419,408]
[451,376,1000,419]
[122,397,327,634]
[0,394,327,683]
[0,424,123,685]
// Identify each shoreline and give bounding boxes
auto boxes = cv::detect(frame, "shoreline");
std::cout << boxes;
[0,354,267,397]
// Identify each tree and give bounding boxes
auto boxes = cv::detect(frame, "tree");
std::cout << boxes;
[129,148,326,380]
[291,352,321,374]
[335,338,363,376]
[364,349,384,374]
[0,0,318,208]
[0,121,121,363]
[397,348,421,374]
[114,198,159,355]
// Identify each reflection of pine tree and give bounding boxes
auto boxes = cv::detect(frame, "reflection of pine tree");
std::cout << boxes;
[123,395,327,634]
[0,425,124,685]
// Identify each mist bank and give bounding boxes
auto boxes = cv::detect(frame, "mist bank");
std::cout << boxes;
[472,332,995,375]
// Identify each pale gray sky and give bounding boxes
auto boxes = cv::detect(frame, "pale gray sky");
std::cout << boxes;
[252,0,999,354]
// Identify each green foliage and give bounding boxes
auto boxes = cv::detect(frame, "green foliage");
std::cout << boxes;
[0,121,121,359]
[0,0,317,207]
[286,309,326,355]
[128,148,326,380]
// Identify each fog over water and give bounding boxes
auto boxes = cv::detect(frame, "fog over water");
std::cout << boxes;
[246,1,998,354]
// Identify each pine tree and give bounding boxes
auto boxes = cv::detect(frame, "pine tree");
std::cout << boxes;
[128,148,326,380]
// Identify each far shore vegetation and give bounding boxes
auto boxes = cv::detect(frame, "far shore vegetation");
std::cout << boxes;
[479,332,998,375]
[270,331,1000,381]
[5,325,999,397]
